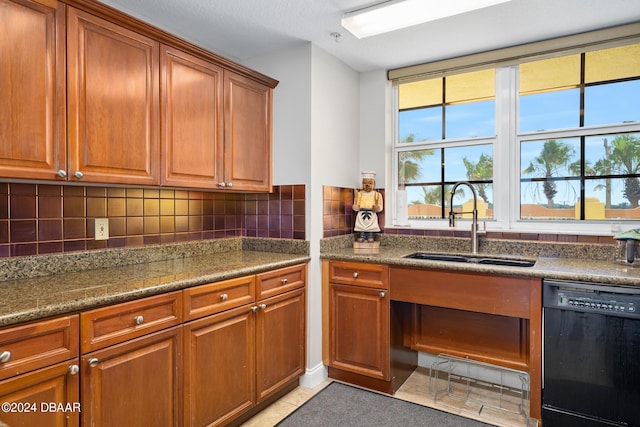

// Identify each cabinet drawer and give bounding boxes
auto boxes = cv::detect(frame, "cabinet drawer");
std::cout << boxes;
[0,315,79,380]
[328,261,388,289]
[257,264,306,300]
[81,291,182,353]
[183,275,256,321]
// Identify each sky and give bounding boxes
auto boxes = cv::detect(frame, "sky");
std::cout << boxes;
[398,79,640,209]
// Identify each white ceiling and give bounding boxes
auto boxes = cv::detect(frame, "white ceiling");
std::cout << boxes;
[97,0,640,73]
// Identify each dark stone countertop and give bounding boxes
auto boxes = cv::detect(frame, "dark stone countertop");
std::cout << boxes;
[0,238,310,327]
[320,235,640,289]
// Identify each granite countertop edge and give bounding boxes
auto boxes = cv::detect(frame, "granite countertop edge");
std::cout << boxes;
[320,235,640,288]
[0,237,310,327]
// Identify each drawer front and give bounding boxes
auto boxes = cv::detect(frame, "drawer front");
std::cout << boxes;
[257,263,306,300]
[183,275,256,321]
[0,315,79,380]
[328,261,388,289]
[81,291,182,353]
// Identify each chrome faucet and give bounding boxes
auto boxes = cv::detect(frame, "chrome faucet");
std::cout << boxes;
[449,181,480,254]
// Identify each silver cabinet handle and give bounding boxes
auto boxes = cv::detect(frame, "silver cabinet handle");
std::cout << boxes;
[353,272,359,278]
[281,278,288,285]
[220,293,229,301]
[68,364,80,375]
[57,169,67,178]
[217,182,226,188]
[88,358,99,368]
[251,306,258,312]
[74,171,84,179]
[226,182,233,188]
[259,303,267,310]
[379,291,386,298]
[0,351,11,363]
[134,315,144,325]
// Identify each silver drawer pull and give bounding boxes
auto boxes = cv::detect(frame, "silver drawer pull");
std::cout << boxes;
[57,169,67,178]
[259,303,267,310]
[88,358,99,368]
[134,315,144,325]
[74,171,84,179]
[251,306,258,312]
[379,291,386,298]
[281,278,288,285]
[220,293,229,301]
[68,364,80,375]
[353,272,359,278]
[0,351,11,363]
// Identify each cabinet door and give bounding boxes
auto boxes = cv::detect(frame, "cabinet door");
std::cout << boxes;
[329,284,389,380]
[67,7,160,185]
[255,287,306,402]
[81,326,182,427]
[161,45,224,189]
[0,359,80,427]
[183,305,255,427]
[0,0,66,180]
[223,71,272,192]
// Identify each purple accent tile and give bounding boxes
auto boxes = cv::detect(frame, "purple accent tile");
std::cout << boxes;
[39,242,63,254]
[12,243,37,256]
[10,220,37,242]
[11,195,36,219]
[63,240,86,253]
[39,220,63,241]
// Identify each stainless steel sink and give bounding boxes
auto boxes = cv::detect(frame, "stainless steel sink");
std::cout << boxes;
[404,252,536,268]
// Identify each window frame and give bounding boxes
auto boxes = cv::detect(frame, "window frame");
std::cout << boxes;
[389,41,640,235]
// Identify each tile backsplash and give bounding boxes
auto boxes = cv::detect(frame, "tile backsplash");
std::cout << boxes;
[0,183,305,258]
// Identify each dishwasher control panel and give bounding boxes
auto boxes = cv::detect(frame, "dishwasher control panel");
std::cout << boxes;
[543,280,640,319]
[557,291,636,314]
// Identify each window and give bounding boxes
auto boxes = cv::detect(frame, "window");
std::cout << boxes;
[397,69,495,220]
[519,45,640,221]
[392,40,640,232]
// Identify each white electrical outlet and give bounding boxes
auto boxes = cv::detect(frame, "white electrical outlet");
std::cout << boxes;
[95,218,109,240]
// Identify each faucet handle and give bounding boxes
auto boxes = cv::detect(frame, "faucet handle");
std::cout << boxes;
[448,211,456,227]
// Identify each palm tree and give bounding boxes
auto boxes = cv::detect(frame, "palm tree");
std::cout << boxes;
[609,134,640,207]
[462,153,493,202]
[522,139,574,208]
[398,133,433,185]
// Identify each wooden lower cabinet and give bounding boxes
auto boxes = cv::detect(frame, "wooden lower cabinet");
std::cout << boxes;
[323,260,417,394]
[328,283,390,380]
[183,286,306,427]
[184,305,255,427]
[256,287,306,402]
[0,360,80,427]
[81,326,183,427]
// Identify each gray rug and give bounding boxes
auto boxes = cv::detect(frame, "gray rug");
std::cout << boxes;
[276,382,494,427]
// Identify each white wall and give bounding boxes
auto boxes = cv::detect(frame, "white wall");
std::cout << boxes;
[245,42,361,388]
[359,69,390,186]
[243,44,312,186]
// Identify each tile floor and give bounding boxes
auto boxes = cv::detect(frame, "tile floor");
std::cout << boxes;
[241,367,537,427]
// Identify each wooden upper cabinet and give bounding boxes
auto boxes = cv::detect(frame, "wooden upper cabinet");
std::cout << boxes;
[66,6,160,185]
[0,0,66,180]
[161,45,224,189]
[224,71,273,192]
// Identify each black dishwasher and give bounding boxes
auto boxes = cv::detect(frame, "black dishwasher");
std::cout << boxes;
[543,279,640,426]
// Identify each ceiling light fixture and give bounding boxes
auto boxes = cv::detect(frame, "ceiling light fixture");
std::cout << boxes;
[341,0,513,39]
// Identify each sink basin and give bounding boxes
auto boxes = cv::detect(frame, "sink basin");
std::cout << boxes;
[404,252,536,268]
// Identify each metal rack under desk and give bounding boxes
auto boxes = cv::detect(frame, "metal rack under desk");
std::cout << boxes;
[429,354,533,426]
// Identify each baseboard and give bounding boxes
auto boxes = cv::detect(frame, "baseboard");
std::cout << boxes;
[299,362,327,389]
